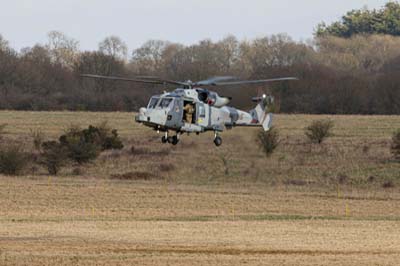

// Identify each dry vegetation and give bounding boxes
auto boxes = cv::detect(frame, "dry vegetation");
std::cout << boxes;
[0,111,400,265]
[1,29,400,115]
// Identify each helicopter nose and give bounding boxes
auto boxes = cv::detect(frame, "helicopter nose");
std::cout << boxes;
[139,107,147,115]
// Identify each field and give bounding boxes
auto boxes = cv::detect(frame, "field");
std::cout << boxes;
[0,111,400,265]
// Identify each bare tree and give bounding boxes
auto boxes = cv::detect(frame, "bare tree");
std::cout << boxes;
[0,35,18,97]
[130,40,169,74]
[99,36,128,61]
[316,35,400,73]
[46,31,79,69]
[0,34,9,51]
[216,35,240,73]
[160,43,185,78]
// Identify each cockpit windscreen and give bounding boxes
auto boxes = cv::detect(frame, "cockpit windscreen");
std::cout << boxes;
[159,98,173,108]
[148,97,159,109]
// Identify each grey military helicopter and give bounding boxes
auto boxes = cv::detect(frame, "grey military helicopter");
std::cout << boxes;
[81,74,297,146]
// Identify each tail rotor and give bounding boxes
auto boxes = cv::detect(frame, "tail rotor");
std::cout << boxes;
[251,94,275,131]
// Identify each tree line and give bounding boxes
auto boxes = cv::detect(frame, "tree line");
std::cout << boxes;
[316,2,400,37]
[0,2,400,114]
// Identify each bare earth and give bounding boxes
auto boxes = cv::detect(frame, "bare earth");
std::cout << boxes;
[1,178,400,266]
[0,112,400,265]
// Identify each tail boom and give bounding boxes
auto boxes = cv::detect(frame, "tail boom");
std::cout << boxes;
[222,98,273,131]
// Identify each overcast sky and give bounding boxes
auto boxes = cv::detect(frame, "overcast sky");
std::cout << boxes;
[0,0,390,52]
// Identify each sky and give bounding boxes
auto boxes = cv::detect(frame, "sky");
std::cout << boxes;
[0,0,390,52]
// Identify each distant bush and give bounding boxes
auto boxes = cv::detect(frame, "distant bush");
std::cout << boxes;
[391,130,400,161]
[0,144,29,175]
[40,141,68,175]
[336,173,349,185]
[110,171,155,180]
[71,167,84,176]
[383,180,395,189]
[305,119,334,144]
[159,163,175,172]
[59,123,123,164]
[284,179,307,186]
[257,127,280,156]
[30,129,45,152]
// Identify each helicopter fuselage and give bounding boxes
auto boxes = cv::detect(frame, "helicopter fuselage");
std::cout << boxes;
[135,88,273,146]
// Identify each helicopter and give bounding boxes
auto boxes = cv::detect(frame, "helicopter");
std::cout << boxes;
[81,74,297,146]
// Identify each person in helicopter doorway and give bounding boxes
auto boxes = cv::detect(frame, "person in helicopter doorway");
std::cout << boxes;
[183,103,195,123]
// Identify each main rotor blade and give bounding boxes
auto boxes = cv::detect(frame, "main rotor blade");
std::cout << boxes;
[195,76,238,86]
[205,77,298,86]
[81,74,187,86]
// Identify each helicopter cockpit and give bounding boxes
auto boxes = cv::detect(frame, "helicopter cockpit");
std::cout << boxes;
[147,97,160,109]
[147,97,174,110]
[159,98,173,109]
[146,96,196,125]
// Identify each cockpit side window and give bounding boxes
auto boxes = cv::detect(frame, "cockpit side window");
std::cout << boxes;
[199,105,206,118]
[148,97,159,109]
[159,98,173,108]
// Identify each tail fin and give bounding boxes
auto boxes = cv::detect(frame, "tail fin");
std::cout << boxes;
[251,95,274,131]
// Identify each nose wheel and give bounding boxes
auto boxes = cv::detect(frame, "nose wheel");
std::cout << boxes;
[214,132,222,147]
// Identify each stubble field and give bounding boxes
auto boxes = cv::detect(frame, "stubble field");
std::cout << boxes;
[0,111,399,265]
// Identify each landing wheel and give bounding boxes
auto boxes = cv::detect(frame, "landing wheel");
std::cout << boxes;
[161,136,168,143]
[171,135,179,145]
[214,136,222,147]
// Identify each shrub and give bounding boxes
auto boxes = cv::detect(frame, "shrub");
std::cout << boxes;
[391,130,400,161]
[80,122,123,151]
[40,141,68,175]
[382,180,395,189]
[0,144,29,175]
[59,123,123,164]
[159,163,175,172]
[130,145,170,156]
[72,167,84,176]
[305,119,334,144]
[60,133,100,164]
[336,173,349,184]
[30,129,45,152]
[284,179,307,186]
[102,129,124,150]
[257,127,280,156]
[110,171,155,180]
